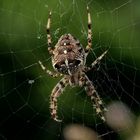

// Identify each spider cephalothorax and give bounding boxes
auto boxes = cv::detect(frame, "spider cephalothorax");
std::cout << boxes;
[52,34,85,75]
[38,6,108,122]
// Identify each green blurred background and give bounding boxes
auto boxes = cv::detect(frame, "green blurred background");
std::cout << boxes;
[0,0,140,140]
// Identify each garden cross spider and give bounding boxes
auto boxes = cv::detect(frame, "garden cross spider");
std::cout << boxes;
[38,6,108,122]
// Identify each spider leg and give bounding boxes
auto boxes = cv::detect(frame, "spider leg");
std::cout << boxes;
[91,50,108,68]
[38,61,62,78]
[46,11,53,54]
[50,77,69,122]
[84,50,108,72]
[85,6,92,55]
[84,75,107,121]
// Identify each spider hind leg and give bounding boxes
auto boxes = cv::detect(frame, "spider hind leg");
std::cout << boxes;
[50,77,68,122]
[84,75,107,121]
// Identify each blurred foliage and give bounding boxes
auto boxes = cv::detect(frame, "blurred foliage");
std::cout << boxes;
[0,0,140,140]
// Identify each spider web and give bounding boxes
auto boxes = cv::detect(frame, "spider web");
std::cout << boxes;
[0,0,140,140]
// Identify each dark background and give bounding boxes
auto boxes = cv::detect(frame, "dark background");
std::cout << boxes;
[0,0,140,140]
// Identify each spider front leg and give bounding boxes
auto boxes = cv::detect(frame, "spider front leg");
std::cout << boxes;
[50,77,69,122]
[85,6,92,55]
[84,75,106,121]
[46,11,54,54]
[38,61,62,78]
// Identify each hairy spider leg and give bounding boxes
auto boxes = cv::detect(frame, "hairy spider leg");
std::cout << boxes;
[46,11,53,54]
[38,61,62,78]
[91,50,108,67]
[85,50,108,72]
[85,6,92,54]
[84,75,106,121]
[50,77,69,122]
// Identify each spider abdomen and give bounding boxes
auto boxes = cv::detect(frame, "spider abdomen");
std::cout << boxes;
[52,34,86,75]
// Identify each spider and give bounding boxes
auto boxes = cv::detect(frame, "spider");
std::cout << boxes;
[38,6,108,122]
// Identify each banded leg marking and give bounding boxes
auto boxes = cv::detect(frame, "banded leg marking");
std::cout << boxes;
[38,61,61,78]
[50,77,68,122]
[84,75,106,121]
[86,6,92,54]
[84,50,108,72]
[46,11,53,54]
